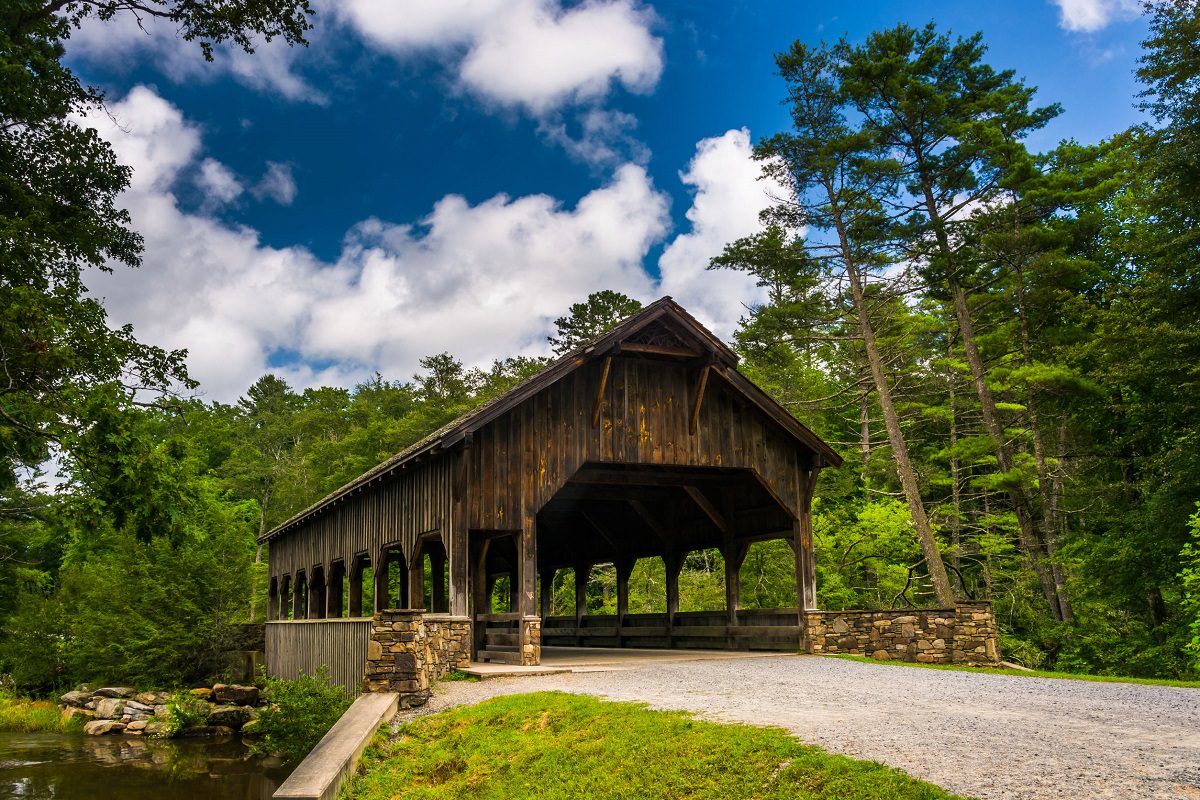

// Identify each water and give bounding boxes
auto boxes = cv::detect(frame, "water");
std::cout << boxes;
[0,732,294,799]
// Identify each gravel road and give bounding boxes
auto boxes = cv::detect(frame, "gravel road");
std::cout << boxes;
[392,654,1200,800]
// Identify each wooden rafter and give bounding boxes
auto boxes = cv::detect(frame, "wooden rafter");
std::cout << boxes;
[591,355,612,428]
[690,364,711,435]
[683,485,727,533]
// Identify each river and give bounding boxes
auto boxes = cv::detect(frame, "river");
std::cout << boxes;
[0,732,294,799]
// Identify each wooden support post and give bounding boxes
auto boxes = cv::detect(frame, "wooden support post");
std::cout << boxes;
[616,558,632,647]
[327,563,344,619]
[430,549,447,613]
[539,570,553,620]
[664,552,682,648]
[268,579,278,621]
[472,538,491,657]
[408,550,426,610]
[575,562,590,646]
[373,553,390,613]
[279,576,291,620]
[796,467,819,613]
[295,573,307,620]
[450,451,470,617]
[347,558,363,618]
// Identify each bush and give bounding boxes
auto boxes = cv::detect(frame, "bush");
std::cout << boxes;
[156,691,211,738]
[249,667,351,764]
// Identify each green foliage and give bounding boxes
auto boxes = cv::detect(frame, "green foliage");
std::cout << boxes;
[546,291,643,355]
[346,692,966,800]
[0,696,85,734]
[1176,504,1200,669]
[156,691,212,738]
[249,667,351,764]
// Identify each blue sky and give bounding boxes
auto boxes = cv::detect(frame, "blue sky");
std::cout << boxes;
[67,0,1151,401]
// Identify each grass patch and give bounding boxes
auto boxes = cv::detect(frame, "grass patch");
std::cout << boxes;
[830,655,1200,688]
[344,692,968,800]
[442,670,480,682]
[0,696,86,733]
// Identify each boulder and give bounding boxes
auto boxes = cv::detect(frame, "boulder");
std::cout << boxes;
[189,687,213,702]
[180,724,235,738]
[212,684,259,706]
[61,707,95,722]
[59,690,91,708]
[143,722,169,738]
[126,720,149,733]
[136,691,170,706]
[93,687,135,699]
[239,718,261,740]
[153,704,169,718]
[84,720,127,736]
[124,700,153,714]
[94,698,126,719]
[207,705,255,730]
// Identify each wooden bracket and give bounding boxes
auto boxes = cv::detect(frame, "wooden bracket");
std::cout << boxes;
[683,485,727,533]
[689,364,711,435]
[591,355,613,428]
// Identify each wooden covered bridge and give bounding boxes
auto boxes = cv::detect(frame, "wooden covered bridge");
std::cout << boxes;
[262,297,844,689]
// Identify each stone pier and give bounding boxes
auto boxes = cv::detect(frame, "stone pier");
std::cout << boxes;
[804,601,1000,665]
[362,610,471,707]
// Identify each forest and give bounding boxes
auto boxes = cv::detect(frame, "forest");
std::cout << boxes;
[1,1,1198,692]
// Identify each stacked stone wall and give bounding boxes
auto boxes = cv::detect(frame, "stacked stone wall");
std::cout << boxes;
[805,601,1000,665]
[362,610,471,707]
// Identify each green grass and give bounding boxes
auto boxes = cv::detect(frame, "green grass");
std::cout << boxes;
[344,692,970,800]
[830,655,1200,688]
[0,696,87,733]
[441,670,480,682]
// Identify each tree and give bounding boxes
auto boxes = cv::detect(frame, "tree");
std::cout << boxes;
[547,291,643,355]
[0,0,313,491]
[724,41,957,607]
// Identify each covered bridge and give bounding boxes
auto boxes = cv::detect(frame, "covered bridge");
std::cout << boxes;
[262,297,844,688]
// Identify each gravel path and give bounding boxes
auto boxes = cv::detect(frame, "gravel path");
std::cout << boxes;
[392,655,1200,800]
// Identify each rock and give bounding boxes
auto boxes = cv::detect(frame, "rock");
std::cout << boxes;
[84,720,127,736]
[124,699,153,713]
[153,704,169,717]
[212,684,259,706]
[61,707,95,722]
[93,687,135,699]
[136,692,170,706]
[180,724,235,738]
[126,720,149,733]
[830,617,850,634]
[207,705,255,730]
[239,719,261,740]
[872,649,891,660]
[60,690,92,708]
[189,687,213,701]
[94,698,126,719]
[143,722,169,738]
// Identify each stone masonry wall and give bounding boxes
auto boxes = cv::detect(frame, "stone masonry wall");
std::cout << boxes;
[804,601,1000,665]
[362,610,472,707]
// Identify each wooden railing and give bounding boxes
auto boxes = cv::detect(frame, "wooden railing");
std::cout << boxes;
[541,608,803,651]
[266,618,373,694]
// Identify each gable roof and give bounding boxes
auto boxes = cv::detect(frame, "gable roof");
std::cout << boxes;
[261,296,841,542]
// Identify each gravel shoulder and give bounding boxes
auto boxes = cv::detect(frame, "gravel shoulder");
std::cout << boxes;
[393,655,1200,800]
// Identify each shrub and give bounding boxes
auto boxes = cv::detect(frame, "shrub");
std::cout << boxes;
[249,667,351,764]
[156,691,211,738]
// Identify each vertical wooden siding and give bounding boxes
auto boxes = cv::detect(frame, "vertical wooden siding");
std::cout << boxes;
[467,356,804,530]
[265,619,371,694]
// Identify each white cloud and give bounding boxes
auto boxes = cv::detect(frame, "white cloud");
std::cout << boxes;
[253,162,298,205]
[197,158,243,205]
[65,10,325,103]
[83,87,674,401]
[538,108,650,169]
[1051,0,1141,32]
[331,0,662,113]
[657,129,788,338]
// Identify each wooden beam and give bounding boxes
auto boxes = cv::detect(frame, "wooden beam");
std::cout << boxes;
[627,499,671,547]
[591,355,612,428]
[581,511,623,556]
[689,364,711,435]
[683,485,726,533]
[619,342,701,358]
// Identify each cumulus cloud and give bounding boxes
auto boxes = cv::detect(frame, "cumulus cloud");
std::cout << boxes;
[253,162,298,205]
[1051,0,1141,32]
[538,108,650,170]
[332,0,662,113]
[83,87,678,401]
[65,10,325,103]
[197,158,243,205]
[657,129,788,338]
